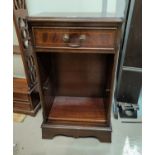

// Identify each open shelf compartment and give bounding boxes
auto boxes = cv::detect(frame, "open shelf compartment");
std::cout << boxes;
[37,52,114,127]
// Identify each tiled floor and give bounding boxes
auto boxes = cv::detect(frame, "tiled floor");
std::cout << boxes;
[13,109,142,155]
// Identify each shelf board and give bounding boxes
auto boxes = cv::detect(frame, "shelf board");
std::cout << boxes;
[48,96,107,126]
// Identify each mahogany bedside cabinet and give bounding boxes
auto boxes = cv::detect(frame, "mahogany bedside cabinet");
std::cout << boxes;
[27,13,122,142]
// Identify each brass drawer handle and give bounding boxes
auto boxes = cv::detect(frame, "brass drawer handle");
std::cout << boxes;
[79,34,86,41]
[63,34,86,48]
[63,34,70,42]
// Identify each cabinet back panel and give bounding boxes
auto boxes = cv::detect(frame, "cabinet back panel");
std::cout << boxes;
[54,53,109,97]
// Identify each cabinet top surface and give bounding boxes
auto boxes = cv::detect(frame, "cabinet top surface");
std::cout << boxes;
[29,12,123,18]
[28,12,123,23]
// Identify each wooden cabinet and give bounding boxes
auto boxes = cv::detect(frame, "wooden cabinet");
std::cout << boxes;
[13,77,40,116]
[28,15,122,142]
[13,0,41,116]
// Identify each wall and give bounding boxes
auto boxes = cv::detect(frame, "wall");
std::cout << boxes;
[26,0,126,17]
[26,0,103,15]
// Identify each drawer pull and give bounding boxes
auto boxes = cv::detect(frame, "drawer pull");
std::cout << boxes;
[63,34,86,48]
[63,34,70,42]
[79,34,86,41]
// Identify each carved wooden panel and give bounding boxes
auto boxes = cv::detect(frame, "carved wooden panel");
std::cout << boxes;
[13,0,40,115]
[27,55,37,86]
[14,0,26,10]
[13,0,37,89]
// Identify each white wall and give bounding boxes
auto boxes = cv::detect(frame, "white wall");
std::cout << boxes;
[26,0,103,15]
[107,0,128,17]
[107,0,117,13]
[116,0,128,17]
[26,0,126,17]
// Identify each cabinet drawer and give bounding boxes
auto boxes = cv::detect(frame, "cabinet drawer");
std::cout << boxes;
[32,27,117,51]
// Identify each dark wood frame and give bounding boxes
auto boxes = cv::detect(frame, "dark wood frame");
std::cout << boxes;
[13,0,40,116]
[13,77,40,116]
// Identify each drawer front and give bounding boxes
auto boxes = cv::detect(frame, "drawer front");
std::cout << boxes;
[33,27,117,51]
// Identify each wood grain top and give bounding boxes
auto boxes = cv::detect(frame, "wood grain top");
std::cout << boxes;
[30,12,123,19]
[28,12,123,25]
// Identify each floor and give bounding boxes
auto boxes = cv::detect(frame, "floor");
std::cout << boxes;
[13,108,142,155]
